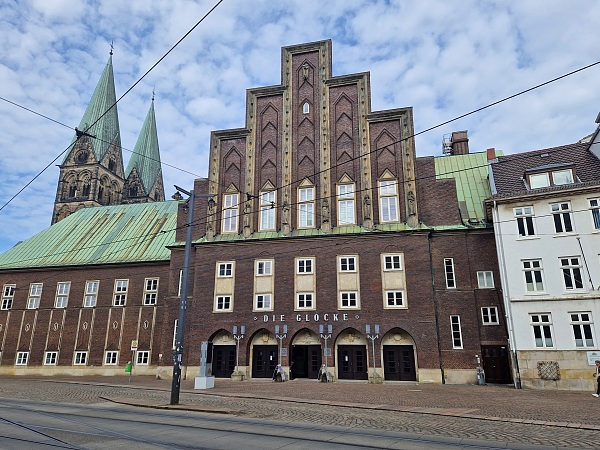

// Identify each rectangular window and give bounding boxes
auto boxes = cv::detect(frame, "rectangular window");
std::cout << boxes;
[44,351,58,365]
[74,351,87,365]
[340,291,358,309]
[339,256,357,272]
[477,271,494,289]
[222,193,239,233]
[255,294,272,310]
[218,262,233,277]
[259,191,276,231]
[215,295,232,311]
[450,316,463,349]
[590,198,600,230]
[337,184,355,225]
[143,278,159,305]
[84,281,99,307]
[529,172,549,189]
[551,202,573,233]
[523,260,544,292]
[113,279,128,306]
[379,180,399,222]
[297,258,314,274]
[136,351,150,365]
[383,254,402,271]
[514,206,535,237]
[55,282,70,308]
[104,351,119,365]
[481,307,499,325]
[570,312,594,348]
[256,260,273,276]
[561,257,584,290]
[298,187,315,228]
[531,314,553,347]
[444,258,456,288]
[552,169,574,185]
[27,283,43,309]
[16,352,28,366]
[296,293,314,309]
[2,284,15,310]
[385,290,405,308]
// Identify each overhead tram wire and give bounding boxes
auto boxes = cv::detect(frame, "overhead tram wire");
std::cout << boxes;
[0,0,226,212]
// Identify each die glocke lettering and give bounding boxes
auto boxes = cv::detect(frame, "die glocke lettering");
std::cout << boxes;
[254,313,359,323]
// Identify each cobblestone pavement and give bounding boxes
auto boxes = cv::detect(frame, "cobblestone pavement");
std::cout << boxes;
[1,376,600,449]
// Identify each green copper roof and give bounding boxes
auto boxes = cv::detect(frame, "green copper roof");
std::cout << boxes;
[65,55,121,163]
[125,100,163,193]
[435,151,498,221]
[0,202,177,270]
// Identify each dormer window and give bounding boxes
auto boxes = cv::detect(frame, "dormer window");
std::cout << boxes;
[526,165,574,189]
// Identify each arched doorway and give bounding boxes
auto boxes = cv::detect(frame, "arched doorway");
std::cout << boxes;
[250,329,278,379]
[336,328,368,380]
[381,328,417,381]
[290,328,321,379]
[210,330,236,378]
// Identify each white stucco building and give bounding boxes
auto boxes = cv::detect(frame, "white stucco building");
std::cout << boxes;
[486,127,600,390]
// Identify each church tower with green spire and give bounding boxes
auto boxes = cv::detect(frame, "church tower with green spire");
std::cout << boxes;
[52,52,165,224]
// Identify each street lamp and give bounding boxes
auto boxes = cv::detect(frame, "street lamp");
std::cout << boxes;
[319,324,332,382]
[233,325,246,375]
[170,185,215,405]
[365,324,380,379]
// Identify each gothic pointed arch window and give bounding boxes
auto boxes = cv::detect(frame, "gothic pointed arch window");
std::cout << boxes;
[129,186,138,197]
[302,102,310,114]
[108,157,116,172]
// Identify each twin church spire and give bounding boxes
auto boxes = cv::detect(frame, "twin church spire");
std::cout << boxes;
[52,54,165,224]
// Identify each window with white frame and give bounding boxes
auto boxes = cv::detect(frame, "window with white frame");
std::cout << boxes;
[528,168,574,189]
[570,312,594,348]
[16,352,28,365]
[551,202,574,233]
[113,279,128,306]
[383,254,402,271]
[222,193,239,233]
[339,291,358,309]
[255,294,272,310]
[514,206,535,237]
[444,258,456,288]
[259,190,276,230]
[298,187,315,228]
[297,258,314,274]
[531,314,553,347]
[215,295,232,311]
[104,351,119,365]
[2,284,15,310]
[27,283,42,309]
[44,351,58,365]
[378,180,399,222]
[74,351,87,365]
[256,260,273,276]
[523,260,544,292]
[143,278,159,305]
[477,271,494,289]
[561,257,584,290]
[450,316,463,349]
[136,351,150,365]
[55,282,70,308]
[481,307,499,325]
[337,184,355,225]
[590,198,600,230]
[339,256,356,272]
[296,293,314,309]
[218,262,233,277]
[385,290,405,308]
[84,281,98,307]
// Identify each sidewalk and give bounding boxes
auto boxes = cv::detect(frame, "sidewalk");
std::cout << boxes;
[14,375,600,432]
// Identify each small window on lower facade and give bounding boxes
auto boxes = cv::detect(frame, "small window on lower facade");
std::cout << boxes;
[296,293,314,310]
[477,271,494,289]
[570,312,594,348]
[136,351,150,365]
[74,351,88,365]
[531,314,553,348]
[44,351,58,365]
[450,315,463,349]
[339,291,359,309]
[16,351,29,366]
[481,307,499,325]
[385,290,405,308]
[255,294,272,311]
[215,295,232,312]
[104,351,119,365]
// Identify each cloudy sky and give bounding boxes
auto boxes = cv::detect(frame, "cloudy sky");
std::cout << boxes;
[0,0,599,254]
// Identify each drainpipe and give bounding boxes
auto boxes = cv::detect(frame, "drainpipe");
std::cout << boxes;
[428,231,445,384]
[493,200,521,388]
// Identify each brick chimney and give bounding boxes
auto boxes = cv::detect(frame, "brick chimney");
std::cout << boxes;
[450,131,469,155]
[486,147,496,161]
